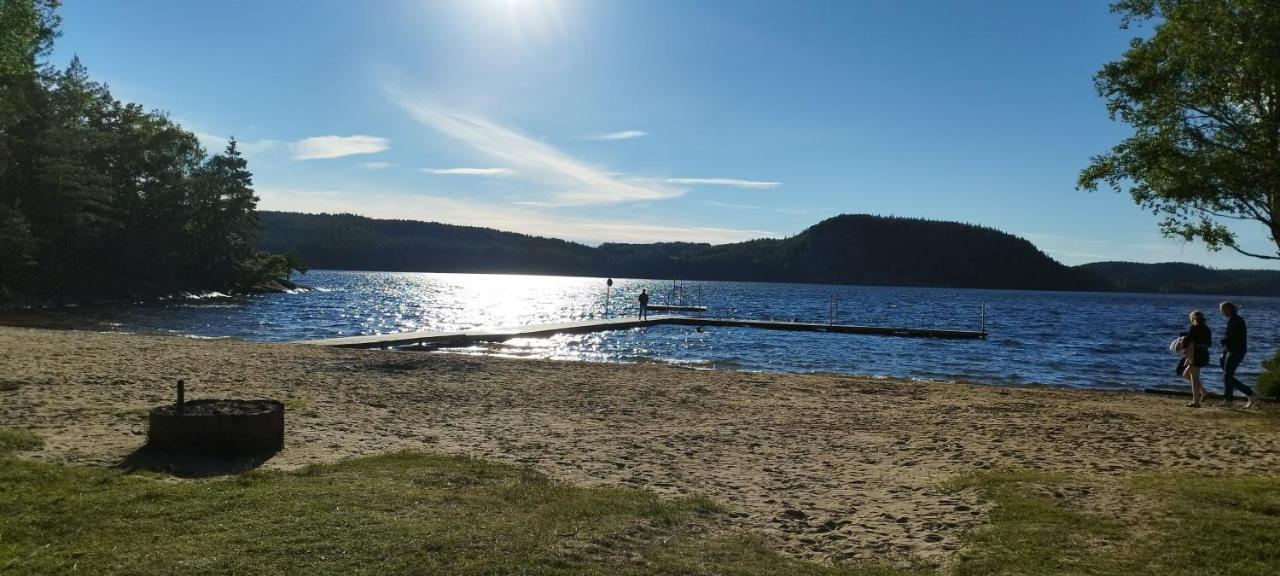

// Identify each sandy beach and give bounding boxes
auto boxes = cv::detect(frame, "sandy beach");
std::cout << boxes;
[2,326,1278,566]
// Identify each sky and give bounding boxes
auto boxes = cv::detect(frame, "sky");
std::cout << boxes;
[49,0,1280,268]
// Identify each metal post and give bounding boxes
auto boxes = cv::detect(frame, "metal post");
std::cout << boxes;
[176,379,185,415]
[605,278,613,318]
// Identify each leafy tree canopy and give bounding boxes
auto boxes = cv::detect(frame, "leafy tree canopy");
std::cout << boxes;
[1079,0,1280,259]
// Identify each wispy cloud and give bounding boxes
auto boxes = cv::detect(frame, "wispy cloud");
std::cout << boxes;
[666,177,782,189]
[188,129,284,159]
[359,161,394,170]
[256,186,777,244]
[703,200,764,210]
[389,91,682,205]
[585,130,648,141]
[421,167,516,177]
[292,135,390,160]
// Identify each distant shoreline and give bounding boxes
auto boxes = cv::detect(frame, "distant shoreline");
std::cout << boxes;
[254,211,1280,296]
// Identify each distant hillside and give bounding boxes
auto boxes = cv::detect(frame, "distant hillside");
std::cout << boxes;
[257,212,598,276]
[1077,262,1280,296]
[259,212,1102,291]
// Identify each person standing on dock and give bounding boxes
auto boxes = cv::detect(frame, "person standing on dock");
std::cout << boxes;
[638,289,650,320]
[1218,302,1255,408]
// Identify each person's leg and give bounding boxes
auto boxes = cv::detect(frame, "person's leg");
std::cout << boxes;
[1221,353,1235,402]
[1185,365,1203,406]
[1224,351,1254,398]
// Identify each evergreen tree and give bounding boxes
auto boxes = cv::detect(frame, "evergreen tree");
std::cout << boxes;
[0,0,292,301]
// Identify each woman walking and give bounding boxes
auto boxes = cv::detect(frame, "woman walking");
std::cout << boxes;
[1180,310,1212,407]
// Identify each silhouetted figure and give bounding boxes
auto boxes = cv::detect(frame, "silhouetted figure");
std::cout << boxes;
[638,289,650,320]
[1178,310,1211,408]
[1218,301,1255,408]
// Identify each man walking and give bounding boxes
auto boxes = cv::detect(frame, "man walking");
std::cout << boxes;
[638,289,650,320]
[1219,301,1256,408]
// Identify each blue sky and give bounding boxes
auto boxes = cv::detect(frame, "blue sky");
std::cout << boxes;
[51,0,1278,267]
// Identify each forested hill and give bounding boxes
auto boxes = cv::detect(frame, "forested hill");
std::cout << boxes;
[258,212,1105,291]
[1078,262,1280,296]
[257,212,598,276]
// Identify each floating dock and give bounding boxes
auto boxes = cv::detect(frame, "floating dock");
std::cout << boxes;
[645,304,709,313]
[299,314,986,349]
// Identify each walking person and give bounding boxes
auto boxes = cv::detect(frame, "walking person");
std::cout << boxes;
[1180,310,1212,408]
[1218,301,1256,408]
[638,289,650,320]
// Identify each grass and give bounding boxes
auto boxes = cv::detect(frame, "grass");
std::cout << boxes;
[4,424,1278,575]
[0,428,908,576]
[948,469,1280,575]
[0,428,41,455]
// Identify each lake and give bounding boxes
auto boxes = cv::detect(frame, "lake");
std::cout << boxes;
[5,269,1278,392]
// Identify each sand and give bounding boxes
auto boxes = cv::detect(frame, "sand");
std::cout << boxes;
[2,326,1278,566]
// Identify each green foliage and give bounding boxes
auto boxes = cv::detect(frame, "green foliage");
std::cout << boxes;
[0,450,907,575]
[0,0,57,77]
[0,2,293,302]
[1256,348,1280,398]
[1079,0,1280,261]
[260,212,1103,291]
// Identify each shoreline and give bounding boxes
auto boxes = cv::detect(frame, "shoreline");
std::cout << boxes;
[2,326,1278,565]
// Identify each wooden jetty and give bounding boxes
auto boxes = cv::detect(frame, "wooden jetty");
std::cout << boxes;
[299,314,986,349]
[645,304,709,313]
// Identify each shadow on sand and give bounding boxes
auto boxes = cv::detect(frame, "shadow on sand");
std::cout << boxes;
[117,445,280,478]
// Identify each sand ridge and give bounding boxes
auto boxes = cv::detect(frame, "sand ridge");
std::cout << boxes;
[2,326,1277,565]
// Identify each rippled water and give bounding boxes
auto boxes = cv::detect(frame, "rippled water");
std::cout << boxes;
[6,269,1280,392]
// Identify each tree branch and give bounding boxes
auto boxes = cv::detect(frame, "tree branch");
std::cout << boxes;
[1226,243,1280,260]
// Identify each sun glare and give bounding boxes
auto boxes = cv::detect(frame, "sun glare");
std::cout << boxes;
[495,0,567,47]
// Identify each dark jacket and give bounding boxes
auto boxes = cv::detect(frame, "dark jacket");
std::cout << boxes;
[1188,324,1211,367]
[1222,314,1247,354]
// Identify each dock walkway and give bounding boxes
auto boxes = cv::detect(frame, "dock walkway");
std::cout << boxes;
[299,315,986,349]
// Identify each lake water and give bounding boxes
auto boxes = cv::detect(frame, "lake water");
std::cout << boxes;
[6,269,1279,392]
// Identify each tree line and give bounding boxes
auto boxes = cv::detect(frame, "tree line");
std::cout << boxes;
[0,1,292,303]
[258,211,1118,291]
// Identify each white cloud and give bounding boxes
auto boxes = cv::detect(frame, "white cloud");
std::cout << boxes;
[292,135,390,160]
[256,186,777,245]
[421,167,516,176]
[585,130,648,141]
[389,91,682,205]
[359,161,394,170]
[666,177,782,189]
[188,130,284,159]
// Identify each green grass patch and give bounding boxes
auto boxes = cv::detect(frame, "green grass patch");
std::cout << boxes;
[945,470,1127,575]
[1129,474,1280,575]
[8,423,1275,575]
[948,469,1280,575]
[0,428,41,455]
[0,447,908,575]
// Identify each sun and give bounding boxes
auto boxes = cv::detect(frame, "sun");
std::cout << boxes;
[493,0,566,46]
